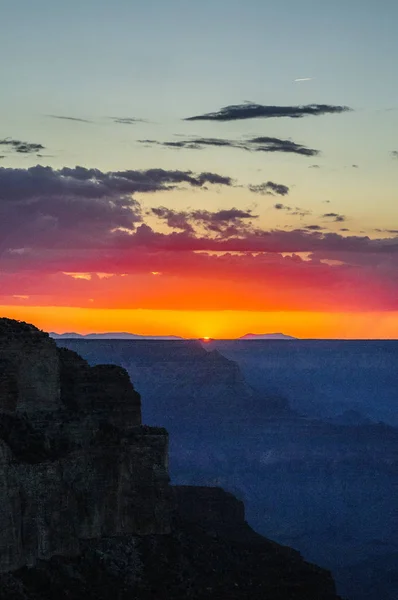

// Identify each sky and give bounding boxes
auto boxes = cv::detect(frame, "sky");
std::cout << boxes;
[1,0,398,338]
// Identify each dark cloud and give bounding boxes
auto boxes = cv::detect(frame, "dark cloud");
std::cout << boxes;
[140,136,319,157]
[274,203,289,210]
[184,102,352,122]
[305,225,324,231]
[191,208,255,234]
[352,164,359,168]
[2,165,398,315]
[0,165,236,256]
[0,165,233,202]
[48,115,92,123]
[95,225,398,258]
[248,181,289,196]
[151,207,194,233]
[309,164,320,169]
[392,151,398,159]
[151,207,256,235]
[194,208,254,221]
[0,138,45,154]
[323,212,346,222]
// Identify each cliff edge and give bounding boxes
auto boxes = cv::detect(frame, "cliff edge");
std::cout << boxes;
[0,318,341,599]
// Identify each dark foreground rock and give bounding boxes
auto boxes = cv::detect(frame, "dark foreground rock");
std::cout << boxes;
[0,319,341,599]
[0,488,340,600]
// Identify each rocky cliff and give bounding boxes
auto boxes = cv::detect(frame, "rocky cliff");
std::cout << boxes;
[0,318,341,599]
[0,318,171,572]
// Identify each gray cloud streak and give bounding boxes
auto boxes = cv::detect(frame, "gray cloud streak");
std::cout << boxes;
[47,115,92,123]
[185,102,352,122]
[0,138,45,154]
[140,136,319,157]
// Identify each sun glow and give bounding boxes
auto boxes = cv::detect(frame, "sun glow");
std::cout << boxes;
[0,306,398,339]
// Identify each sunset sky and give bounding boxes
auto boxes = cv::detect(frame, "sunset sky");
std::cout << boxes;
[1,0,398,338]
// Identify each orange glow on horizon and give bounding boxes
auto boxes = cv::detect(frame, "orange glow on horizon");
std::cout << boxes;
[1,305,398,339]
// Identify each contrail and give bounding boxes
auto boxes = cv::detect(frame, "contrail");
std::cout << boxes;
[294,77,314,82]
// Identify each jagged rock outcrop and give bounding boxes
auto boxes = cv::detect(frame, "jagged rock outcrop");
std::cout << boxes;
[0,319,342,599]
[0,319,61,413]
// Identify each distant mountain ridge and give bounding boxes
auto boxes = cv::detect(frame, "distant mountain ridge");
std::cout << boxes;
[239,333,297,340]
[50,332,183,340]
[51,332,297,340]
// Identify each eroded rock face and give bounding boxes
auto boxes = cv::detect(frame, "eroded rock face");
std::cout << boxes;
[0,319,61,413]
[0,319,171,573]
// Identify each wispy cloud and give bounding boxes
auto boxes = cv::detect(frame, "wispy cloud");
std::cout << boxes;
[374,228,398,234]
[0,138,45,154]
[184,102,352,122]
[323,212,346,222]
[248,181,290,196]
[275,204,311,217]
[294,77,314,82]
[392,150,398,159]
[47,115,92,123]
[111,117,147,125]
[140,136,319,157]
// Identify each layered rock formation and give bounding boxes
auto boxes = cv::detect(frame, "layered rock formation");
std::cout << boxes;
[0,318,341,599]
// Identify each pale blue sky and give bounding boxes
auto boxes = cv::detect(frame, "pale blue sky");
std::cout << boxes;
[1,0,398,231]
